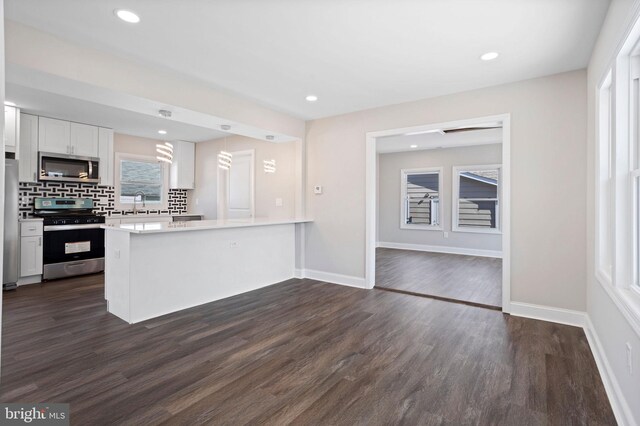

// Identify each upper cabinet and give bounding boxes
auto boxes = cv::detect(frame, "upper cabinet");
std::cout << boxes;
[38,117,70,154]
[70,122,99,157]
[19,114,39,183]
[170,140,195,189]
[98,128,114,186]
[4,105,19,153]
[38,117,99,157]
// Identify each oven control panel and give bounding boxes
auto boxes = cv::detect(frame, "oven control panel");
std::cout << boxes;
[43,216,106,226]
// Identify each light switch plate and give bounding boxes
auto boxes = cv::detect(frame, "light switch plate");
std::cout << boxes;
[275,198,283,207]
[314,185,323,194]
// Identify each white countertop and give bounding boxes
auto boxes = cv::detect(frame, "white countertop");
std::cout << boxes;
[20,218,44,222]
[102,217,312,234]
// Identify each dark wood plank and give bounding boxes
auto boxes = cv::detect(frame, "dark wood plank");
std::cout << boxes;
[0,274,615,425]
[376,247,502,307]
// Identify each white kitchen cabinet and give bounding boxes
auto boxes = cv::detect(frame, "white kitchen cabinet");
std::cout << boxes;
[169,140,195,189]
[4,105,19,153]
[20,221,43,278]
[70,122,99,157]
[98,127,114,186]
[19,113,39,183]
[38,117,71,154]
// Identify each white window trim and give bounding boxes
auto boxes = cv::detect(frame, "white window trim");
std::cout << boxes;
[595,70,614,287]
[400,167,443,231]
[114,152,169,211]
[592,14,640,337]
[452,164,502,235]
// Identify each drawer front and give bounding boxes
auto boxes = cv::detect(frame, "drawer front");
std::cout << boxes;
[21,221,43,237]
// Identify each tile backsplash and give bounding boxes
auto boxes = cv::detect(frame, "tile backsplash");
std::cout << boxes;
[18,182,188,218]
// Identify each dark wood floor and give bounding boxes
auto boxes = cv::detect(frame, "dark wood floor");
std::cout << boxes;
[0,274,615,425]
[376,248,503,308]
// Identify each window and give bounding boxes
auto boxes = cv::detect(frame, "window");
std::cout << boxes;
[401,168,442,229]
[632,57,640,290]
[453,165,500,233]
[597,71,614,284]
[115,153,168,210]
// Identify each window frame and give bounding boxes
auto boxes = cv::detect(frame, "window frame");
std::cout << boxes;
[114,152,169,211]
[596,70,614,286]
[399,167,443,231]
[594,16,640,335]
[452,164,502,235]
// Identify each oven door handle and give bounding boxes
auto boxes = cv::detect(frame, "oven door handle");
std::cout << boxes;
[43,224,104,231]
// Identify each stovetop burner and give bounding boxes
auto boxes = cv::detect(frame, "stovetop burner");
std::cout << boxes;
[34,197,105,226]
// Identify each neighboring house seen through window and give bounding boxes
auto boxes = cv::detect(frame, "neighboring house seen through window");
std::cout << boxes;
[453,166,500,233]
[115,153,168,210]
[401,168,441,229]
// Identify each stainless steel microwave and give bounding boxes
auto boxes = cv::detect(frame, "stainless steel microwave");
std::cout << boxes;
[39,152,100,184]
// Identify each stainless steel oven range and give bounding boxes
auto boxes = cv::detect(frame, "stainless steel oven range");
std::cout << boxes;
[34,197,105,280]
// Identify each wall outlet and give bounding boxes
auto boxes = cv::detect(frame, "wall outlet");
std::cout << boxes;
[114,249,120,259]
[627,342,633,375]
[443,231,449,238]
[195,198,199,206]
[314,185,323,194]
[275,198,283,207]
[229,241,238,248]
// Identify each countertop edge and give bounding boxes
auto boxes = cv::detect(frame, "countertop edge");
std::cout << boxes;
[102,219,313,234]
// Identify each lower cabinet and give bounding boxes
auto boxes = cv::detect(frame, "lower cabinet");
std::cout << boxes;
[20,235,43,277]
[20,221,43,279]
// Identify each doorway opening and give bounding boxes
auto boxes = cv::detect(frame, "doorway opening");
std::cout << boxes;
[365,114,511,312]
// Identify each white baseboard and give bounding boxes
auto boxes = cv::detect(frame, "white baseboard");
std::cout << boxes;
[293,269,304,279]
[297,269,366,289]
[510,303,631,425]
[584,317,634,426]
[377,241,502,258]
[510,302,586,327]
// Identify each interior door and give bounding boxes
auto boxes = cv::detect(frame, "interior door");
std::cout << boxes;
[227,151,254,218]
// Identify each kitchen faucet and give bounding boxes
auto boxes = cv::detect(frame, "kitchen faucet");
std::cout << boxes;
[132,191,146,214]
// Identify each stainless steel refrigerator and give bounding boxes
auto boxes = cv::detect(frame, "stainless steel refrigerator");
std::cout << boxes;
[3,159,19,289]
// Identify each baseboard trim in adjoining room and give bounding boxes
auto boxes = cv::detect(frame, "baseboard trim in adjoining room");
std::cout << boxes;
[376,241,502,259]
[296,269,366,289]
[583,317,634,426]
[509,301,586,327]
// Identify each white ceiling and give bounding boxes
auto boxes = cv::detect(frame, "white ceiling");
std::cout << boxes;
[5,0,610,120]
[6,83,229,142]
[377,128,502,153]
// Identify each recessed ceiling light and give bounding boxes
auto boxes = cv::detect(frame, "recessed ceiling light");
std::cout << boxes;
[410,144,418,149]
[158,130,167,135]
[115,9,140,23]
[305,95,318,102]
[480,52,499,61]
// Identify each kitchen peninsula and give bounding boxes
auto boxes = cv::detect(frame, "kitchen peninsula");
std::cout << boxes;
[102,218,311,323]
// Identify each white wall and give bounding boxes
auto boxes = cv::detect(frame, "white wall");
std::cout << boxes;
[306,69,587,311]
[114,133,164,158]
[377,144,502,253]
[189,136,298,220]
[587,1,640,424]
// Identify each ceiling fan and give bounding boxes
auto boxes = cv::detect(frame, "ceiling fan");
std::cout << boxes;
[442,126,502,134]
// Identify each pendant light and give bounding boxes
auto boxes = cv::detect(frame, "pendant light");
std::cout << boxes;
[156,142,173,164]
[218,127,232,170]
[263,159,276,173]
